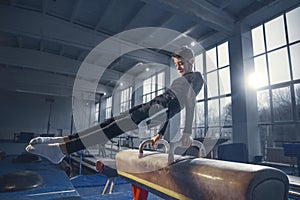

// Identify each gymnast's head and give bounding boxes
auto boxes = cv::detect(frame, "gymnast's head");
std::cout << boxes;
[172,46,195,76]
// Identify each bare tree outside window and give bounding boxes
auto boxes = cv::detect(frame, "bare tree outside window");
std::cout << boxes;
[252,5,300,164]
[272,87,292,122]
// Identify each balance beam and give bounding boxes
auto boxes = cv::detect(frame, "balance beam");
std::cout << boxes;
[116,149,289,200]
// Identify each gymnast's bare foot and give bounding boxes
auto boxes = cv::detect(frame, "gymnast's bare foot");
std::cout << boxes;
[25,143,65,164]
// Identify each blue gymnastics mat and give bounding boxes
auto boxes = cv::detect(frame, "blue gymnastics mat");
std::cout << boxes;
[0,155,80,200]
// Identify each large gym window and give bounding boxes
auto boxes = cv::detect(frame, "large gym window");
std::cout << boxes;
[105,96,112,120]
[251,5,300,163]
[142,71,165,103]
[120,87,132,113]
[142,71,165,137]
[95,102,100,123]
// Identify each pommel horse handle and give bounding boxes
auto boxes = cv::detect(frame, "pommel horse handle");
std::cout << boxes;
[138,139,170,158]
[138,138,206,164]
[168,140,206,164]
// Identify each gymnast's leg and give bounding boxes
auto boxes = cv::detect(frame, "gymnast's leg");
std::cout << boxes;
[26,115,138,164]
[64,115,139,154]
[25,104,148,164]
[29,112,129,145]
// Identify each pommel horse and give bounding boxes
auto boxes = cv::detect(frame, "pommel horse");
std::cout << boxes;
[116,138,289,200]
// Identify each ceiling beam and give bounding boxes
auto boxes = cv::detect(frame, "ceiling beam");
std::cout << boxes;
[155,24,199,52]
[0,46,134,83]
[122,3,173,31]
[94,0,117,31]
[141,0,236,35]
[94,1,112,31]
[220,0,232,9]
[122,4,147,30]
[197,31,227,49]
[0,66,113,97]
[135,14,176,46]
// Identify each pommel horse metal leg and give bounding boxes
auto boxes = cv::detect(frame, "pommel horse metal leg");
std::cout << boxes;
[96,160,117,195]
[102,177,116,195]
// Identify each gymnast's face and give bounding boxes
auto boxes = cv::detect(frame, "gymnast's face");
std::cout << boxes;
[173,57,193,76]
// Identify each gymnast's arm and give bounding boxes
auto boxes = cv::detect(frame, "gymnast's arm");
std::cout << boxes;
[182,72,203,136]
[151,120,169,146]
[180,77,198,147]
[183,91,196,135]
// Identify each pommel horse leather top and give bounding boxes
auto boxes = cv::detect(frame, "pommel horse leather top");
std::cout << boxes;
[116,139,289,200]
